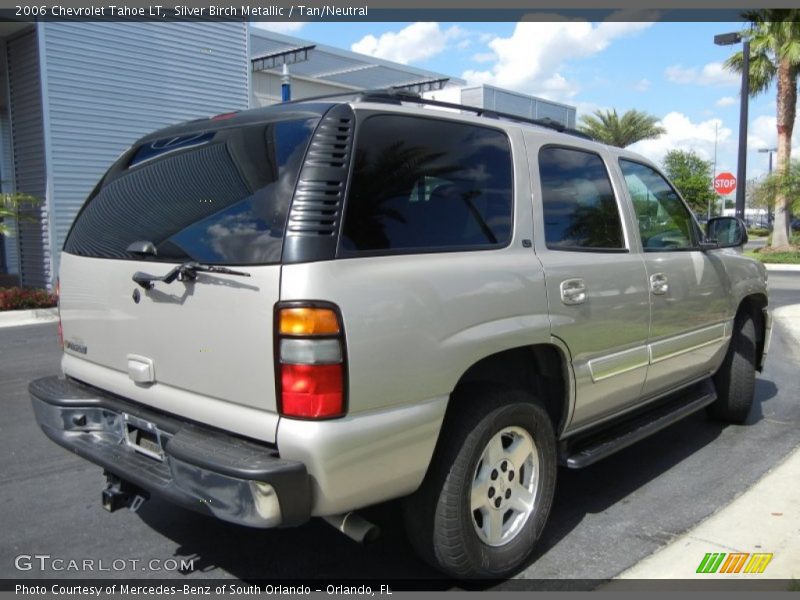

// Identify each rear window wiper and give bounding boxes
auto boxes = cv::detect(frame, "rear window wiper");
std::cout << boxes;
[132,261,251,290]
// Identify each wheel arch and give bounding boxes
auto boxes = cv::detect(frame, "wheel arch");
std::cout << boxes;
[736,293,768,372]
[446,343,572,436]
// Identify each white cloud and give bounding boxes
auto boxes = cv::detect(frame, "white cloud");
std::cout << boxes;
[251,21,306,34]
[748,113,800,153]
[461,17,653,102]
[629,112,733,165]
[665,62,739,87]
[351,22,464,64]
[634,78,651,92]
[716,96,737,107]
[472,52,496,64]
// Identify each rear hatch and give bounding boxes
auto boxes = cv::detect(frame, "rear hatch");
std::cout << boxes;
[58,111,323,443]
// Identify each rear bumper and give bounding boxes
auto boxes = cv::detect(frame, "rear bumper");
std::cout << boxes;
[29,376,311,528]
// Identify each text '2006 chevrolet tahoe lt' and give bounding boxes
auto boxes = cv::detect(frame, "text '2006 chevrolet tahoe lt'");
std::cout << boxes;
[30,89,771,578]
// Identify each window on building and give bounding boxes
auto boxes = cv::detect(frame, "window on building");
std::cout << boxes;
[539,146,625,250]
[340,115,513,253]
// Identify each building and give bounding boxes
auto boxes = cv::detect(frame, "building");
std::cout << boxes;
[0,23,576,290]
[424,84,577,129]
[0,22,250,289]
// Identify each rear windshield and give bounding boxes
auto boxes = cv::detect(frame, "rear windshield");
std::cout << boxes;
[64,117,319,265]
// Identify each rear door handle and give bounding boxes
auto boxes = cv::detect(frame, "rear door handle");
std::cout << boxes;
[560,278,586,305]
[650,273,669,295]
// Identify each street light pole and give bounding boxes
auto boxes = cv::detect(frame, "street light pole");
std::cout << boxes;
[735,39,750,222]
[714,31,750,222]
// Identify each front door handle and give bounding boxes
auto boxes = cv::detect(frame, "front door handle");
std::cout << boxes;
[650,273,669,295]
[560,278,586,305]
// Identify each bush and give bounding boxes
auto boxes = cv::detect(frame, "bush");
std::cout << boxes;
[0,287,57,311]
[747,227,770,237]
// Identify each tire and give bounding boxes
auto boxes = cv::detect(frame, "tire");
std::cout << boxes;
[708,313,757,423]
[403,386,557,578]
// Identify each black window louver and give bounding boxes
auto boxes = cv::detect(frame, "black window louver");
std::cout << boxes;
[282,104,355,263]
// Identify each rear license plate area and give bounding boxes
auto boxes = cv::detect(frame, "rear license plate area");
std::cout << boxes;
[122,414,164,461]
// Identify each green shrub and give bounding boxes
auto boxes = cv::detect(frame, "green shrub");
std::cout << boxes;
[747,227,770,237]
[0,287,57,311]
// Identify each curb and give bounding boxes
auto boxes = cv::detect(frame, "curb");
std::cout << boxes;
[764,263,800,272]
[0,308,59,329]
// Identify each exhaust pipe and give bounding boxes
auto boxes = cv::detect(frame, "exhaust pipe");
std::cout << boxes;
[323,512,380,544]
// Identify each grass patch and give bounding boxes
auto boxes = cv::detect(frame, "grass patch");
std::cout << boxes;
[745,245,800,264]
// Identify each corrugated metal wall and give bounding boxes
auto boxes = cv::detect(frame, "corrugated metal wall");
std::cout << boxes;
[40,21,249,284]
[7,29,50,289]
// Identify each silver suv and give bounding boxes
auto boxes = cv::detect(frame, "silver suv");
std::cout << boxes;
[30,90,771,578]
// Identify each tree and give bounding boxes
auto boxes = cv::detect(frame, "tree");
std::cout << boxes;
[724,10,800,247]
[662,150,717,215]
[0,190,40,237]
[750,159,800,218]
[577,108,666,148]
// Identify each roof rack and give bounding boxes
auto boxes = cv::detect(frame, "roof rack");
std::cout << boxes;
[355,88,594,141]
[281,87,594,141]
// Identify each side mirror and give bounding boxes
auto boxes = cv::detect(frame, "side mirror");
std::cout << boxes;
[706,217,748,248]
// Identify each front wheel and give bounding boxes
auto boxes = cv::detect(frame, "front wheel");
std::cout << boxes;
[403,388,557,578]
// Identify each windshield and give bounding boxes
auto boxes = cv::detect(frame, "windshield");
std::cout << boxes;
[64,116,319,265]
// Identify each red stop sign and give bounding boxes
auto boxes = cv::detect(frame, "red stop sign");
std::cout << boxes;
[715,172,737,195]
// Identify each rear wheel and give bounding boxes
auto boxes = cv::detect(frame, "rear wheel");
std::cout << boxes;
[403,387,557,578]
[708,313,757,423]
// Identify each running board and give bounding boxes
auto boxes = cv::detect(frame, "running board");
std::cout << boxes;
[561,378,717,469]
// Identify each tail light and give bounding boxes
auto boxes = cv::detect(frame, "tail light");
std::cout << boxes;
[56,278,63,348]
[276,304,346,419]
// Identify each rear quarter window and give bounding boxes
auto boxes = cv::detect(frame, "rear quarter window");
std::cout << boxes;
[339,115,513,254]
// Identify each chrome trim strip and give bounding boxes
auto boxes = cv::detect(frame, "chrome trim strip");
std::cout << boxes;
[588,346,649,383]
[648,323,728,365]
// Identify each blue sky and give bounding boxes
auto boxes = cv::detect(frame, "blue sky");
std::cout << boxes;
[257,19,800,189]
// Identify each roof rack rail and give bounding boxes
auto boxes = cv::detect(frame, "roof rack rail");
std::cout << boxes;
[280,87,594,141]
[355,88,594,141]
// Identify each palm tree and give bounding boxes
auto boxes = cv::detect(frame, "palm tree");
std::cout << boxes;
[724,10,800,248]
[578,109,666,148]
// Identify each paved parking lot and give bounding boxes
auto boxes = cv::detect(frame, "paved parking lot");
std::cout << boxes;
[1,271,798,586]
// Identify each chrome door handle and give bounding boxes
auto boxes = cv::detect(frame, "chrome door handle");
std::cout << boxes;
[560,278,586,305]
[650,273,669,295]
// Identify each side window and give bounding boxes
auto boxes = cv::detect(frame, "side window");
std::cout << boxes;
[619,160,697,251]
[538,147,625,251]
[340,115,513,253]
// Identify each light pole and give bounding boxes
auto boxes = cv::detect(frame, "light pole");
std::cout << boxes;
[714,31,750,222]
[759,147,777,227]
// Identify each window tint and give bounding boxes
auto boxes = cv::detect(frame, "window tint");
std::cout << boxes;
[538,147,625,250]
[619,160,697,250]
[340,115,513,253]
[64,117,319,265]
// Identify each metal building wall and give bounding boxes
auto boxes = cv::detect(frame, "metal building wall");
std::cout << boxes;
[40,21,249,285]
[7,29,49,288]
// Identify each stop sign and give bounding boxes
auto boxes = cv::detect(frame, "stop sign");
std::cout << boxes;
[714,172,737,195]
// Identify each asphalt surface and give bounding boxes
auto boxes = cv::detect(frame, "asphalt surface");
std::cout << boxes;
[1,271,798,587]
